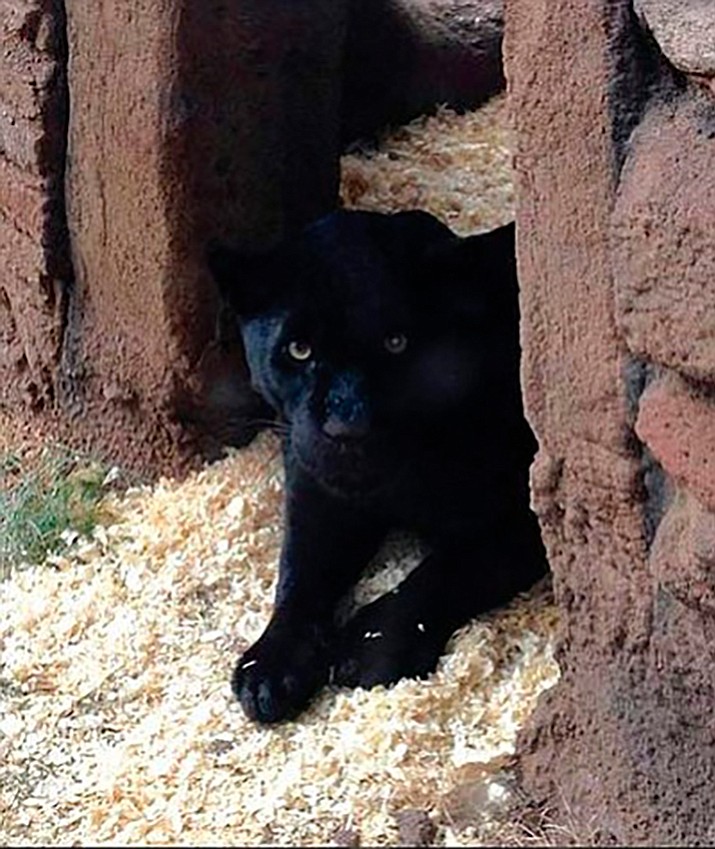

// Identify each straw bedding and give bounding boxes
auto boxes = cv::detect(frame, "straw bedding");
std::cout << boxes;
[0,95,559,846]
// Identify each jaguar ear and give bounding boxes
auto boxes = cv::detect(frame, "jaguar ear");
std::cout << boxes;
[205,240,282,318]
[425,222,516,282]
[418,222,518,319]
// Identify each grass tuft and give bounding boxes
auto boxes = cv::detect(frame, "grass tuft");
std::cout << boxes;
[0,445,116,579]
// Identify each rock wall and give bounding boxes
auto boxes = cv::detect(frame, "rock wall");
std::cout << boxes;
[505,0,715,843]
[0,0,70,413]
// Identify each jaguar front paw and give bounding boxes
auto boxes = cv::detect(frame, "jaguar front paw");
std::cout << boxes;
[232,620,330,724]
[333,597,447,689]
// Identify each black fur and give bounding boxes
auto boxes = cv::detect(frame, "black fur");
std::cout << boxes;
[208,210,547,724]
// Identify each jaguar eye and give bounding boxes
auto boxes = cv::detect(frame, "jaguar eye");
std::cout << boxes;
[287,340,312,361]
[384,333,408,355]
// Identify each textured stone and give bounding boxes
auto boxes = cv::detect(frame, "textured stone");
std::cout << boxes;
[0,218,61,406]
[505,0,636,457]
[506,0,715,843]
[0,156,51,236]
[0,0,69,411]
[696,75,715,97]
[650,490,715,613]
[342,0,503,141]
[0,109,47,173]
[635,0,715,75]
[636,374,715,513]
[614,90,715,381]
[0,36,57,120]
[506,4,650,810]
[627,492,715,845]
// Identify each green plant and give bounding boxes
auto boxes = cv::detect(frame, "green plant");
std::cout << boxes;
[0,445,113,579]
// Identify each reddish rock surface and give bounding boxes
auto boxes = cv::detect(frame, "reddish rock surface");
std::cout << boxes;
[635,0,715,75]
[637,375,715,513]
[613,90,715,382]
[0,0,69,414]
[649,490,715,617]
[506,0,715,843]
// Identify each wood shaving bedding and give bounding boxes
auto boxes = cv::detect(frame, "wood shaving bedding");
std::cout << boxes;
[340,97,514,235]
[0,95,559,846]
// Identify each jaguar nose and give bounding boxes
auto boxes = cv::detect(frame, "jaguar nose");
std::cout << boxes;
[322,415,369,441]
[323,370,370,441]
